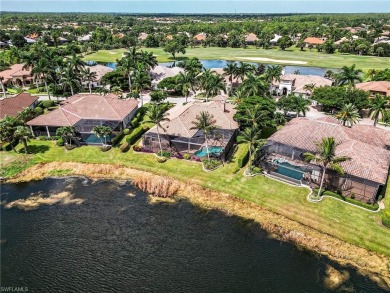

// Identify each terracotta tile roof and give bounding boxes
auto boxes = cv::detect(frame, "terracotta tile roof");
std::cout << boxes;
[0,64,31,83]
[86,65,113,82]
[0,92,38,119]
[147,101,238,138]
[26,94,138,127]
[268,118,390,184]
[245,33,259,42]
[304,37,325,45]
[193,33,207,41]
[355,81,390,96]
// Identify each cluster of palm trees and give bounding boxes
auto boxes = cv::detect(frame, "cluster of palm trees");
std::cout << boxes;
[0,114,32,154]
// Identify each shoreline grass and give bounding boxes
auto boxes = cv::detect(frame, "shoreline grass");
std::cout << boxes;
[2,140,390,259]
[82,46,390,70]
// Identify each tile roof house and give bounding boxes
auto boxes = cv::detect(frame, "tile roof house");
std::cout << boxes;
[245,33,259,44]
[304,37,325,46]
[0,92,39,119]
[143,100,238,158]
[82,65,113,88]
[261,117,390,202]
[0,64,36,88]
[26,94,138,143]
[138,32,148,41]
[272,74,333,101]
[355,81,390,97]
[193,33,207,43]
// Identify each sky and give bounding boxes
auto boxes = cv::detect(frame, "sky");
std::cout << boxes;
[1,0,389,13]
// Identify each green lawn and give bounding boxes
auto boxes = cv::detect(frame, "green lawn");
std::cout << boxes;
[2,139,390,256]
[82,46,390,71]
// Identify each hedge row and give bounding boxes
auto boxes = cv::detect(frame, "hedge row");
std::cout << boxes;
[126,125,148,145]
[236,143,250,168]
[111,130,124,146]
[382,210,390,228]
[320,190,379,211]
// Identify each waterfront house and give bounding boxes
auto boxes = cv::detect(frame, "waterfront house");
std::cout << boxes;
[26,94,138,144]
[258,117,390,203]
[142,100,239,159]
[0,92,39,119]
[82,65,113,89]
[355,81,390,98]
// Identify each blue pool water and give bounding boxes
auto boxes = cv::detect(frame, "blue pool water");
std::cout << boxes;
[195,146,223,157]
[275,161,305,180]
[81,133,112,144]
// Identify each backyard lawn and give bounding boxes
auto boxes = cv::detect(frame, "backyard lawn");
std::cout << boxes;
[2,139,390,256]
[82,46,390,71]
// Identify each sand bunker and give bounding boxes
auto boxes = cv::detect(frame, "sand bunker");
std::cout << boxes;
[4,192,84,211]
[237,57,308,65]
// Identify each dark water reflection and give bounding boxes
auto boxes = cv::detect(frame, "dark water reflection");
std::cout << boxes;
[0,178,386,293]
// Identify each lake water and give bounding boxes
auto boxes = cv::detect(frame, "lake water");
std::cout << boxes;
[1,178,385,292]
[87,60,336,76]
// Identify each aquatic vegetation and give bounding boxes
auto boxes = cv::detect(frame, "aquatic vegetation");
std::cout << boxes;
[133,174,179,198]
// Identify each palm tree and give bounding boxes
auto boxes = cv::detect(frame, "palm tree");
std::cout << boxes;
[92,125,112,145]
[240,74,269,96]
[118,47,142,90]
[198,70,225,102]
[231,88,246,104]
[0,115,20,152]
[132,64,151,107]
[191,111,217,160]
[18,107,36,123]
[56,126,75,146]
[178,57,203,76]
[264,65,283,83]
[60,65,81,96]
[235,62,255,82]
[335,103,360,127]
[336,64,363,87]
[14,126,31,154]
[303,83,316,96]
[143,103,170,155]
[290,94,311,117]
[223,63,238,95]
[66,53,85,74]
[304,137,350,198]
[82,68,97,94]
[139,50,158,71]
[369,94,389,127]
[324,69,336,80]
[31,58,52,99]
[176,71,196,103]
[238,126,262,167]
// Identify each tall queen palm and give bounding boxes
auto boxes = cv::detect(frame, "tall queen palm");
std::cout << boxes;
[191,111,217,160]
[176,71,196,103]
[238,126,262,167]
[369,94,389,127]
[31,58,52,100]
[143,103,170,155]
[223,63,238,95]
[82,67,97,94]
[133,64,151,107]
[304,137,350,198]
[336,64,363,88]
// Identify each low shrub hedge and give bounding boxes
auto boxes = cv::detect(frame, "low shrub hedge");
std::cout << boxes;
[34,107,44,115]
[123,128,130,135]
[56,138,64,146]
[100,145,112,152]
[112,130,124,146]
[156,156,167,163]
[318,190,379,211]
[236,144,249,168]
[133,145,143,152]
[38,136,60,141]
[157,150,171,158]
[2,143,13,151]
[119,142,130,153]
[382,210,390,228]
[202,159,221,170]
[183,153,191,160]
[126,125,148,145]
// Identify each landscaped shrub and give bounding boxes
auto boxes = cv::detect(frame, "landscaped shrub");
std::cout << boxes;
[382,211,390,228]
[157,150,171,158]
[156,156,167,163]
[183,153,191,160]
[250,166,262,174]
[123,128,130,135]
[202,159,222,170]
[126,125,148,145]
[236,145,249,168]
[56,138,64,146]
[131,117,139,128]
[100,145,112,152]
[34,107,44,115]
[119,142,130,153]
[40,100,55,109]
[319,190,379,211]
[133,145,143,152]
[112,130,124,146]
[2,143,13,151]
[38,136,60,141]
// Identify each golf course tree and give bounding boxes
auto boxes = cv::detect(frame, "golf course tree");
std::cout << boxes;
[143,103,170,156]
[369,94,389,127]
[234,96,276,130]
[335,103,360,127]
[14,126,31,154]
[191,111,216,161]
[56,126,76,148]
[164,40,186,61]
[277,36,293,50]
[304,137,350,198]
[92,125,112,146]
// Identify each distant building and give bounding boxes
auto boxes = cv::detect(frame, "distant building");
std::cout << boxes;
[193,33,207,44]
[269,34,282,45]
[138,32,148,41]
[0,92,39,119]
[82,65,113,89]
[244,33,259,45]
[303,37,325,46]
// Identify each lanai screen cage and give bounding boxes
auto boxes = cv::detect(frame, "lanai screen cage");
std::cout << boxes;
[74,119,121,133]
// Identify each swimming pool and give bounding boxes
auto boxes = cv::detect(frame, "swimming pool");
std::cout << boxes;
[274,160,305,180]
[195,146,223,157]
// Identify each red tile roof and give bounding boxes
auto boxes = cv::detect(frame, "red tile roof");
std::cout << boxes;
[0,64,32,83]
[0,93,38,119]
[268,117,390,184]
[304,37,325,45]
[355,81,390,97]
[26,94,138,127]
